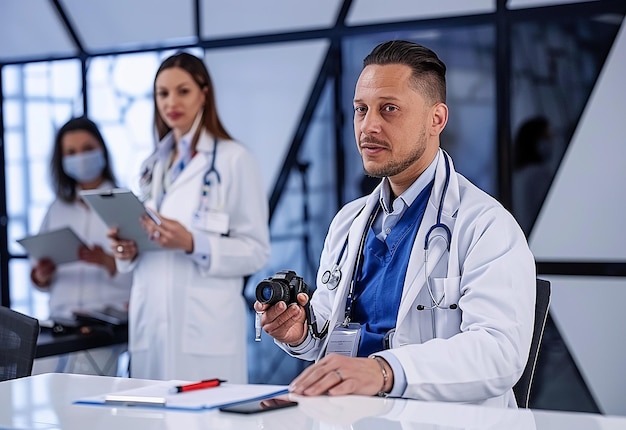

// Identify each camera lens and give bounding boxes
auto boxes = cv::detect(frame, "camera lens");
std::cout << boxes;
[260,285,274,302]
[255,280,289,305]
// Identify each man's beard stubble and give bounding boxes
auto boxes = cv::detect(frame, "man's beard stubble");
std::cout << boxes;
[361,133,427,178]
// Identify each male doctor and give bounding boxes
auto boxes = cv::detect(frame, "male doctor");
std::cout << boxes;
[255,40,536,407]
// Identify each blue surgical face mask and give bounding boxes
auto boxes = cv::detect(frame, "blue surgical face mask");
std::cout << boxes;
[62,148,106,183]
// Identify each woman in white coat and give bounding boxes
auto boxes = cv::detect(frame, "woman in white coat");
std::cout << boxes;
[256,40,536,407]
[31,116,132,376]
[110,52,270,382]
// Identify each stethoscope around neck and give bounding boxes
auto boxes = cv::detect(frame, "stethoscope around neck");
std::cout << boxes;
[320,152,458,312]
[196,137,223,214]
[417,153,456,311]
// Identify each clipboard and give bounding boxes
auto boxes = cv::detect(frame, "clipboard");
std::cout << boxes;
[79,188,162,252]
[74,381,289,411]
[17,227,86,265]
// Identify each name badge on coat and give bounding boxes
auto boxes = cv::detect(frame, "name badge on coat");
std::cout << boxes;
[325,323,362,357]
[193,211,229,235]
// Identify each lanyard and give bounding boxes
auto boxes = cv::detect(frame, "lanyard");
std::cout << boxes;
[342,204,381,326]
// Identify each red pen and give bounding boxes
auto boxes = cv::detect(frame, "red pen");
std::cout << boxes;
[169,378,226,394]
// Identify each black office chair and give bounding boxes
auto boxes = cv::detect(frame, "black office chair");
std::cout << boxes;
[513,278,551,408]
[0,306,40,381]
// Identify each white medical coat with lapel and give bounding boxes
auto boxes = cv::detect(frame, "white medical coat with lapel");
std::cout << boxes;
[280,150,536,407]
[118,130,270,382]
[37,180,132,319]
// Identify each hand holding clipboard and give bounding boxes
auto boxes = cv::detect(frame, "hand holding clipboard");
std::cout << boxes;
[80,188,163,253]
[17,227,87,265]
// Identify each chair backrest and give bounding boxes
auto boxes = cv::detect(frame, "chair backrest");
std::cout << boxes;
[0,306,40,381]
[513,278,551,408]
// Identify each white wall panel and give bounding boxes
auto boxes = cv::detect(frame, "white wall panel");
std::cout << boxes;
[62,0,196,51]
[532,17,626,416]
[530,18,626,261]
[206,40,330,193]
[545,276,626,416]
[346,0,494,26]
[201,0,342,39]
[0,0,76,61]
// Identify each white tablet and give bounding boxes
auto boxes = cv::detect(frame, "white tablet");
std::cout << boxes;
[80,188,162,252]
[17,227,86,265]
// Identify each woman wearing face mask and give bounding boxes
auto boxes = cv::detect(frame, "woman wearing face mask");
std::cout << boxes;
[30,116,132,376]
[109,52,270,382]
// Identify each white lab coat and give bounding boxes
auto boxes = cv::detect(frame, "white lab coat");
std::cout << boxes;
[117,130,270,382]
[281,150,536,407]
[33,180,132,376]
[36,180,132,319]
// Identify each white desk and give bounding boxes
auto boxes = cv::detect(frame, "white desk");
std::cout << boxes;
[1,373,625,429]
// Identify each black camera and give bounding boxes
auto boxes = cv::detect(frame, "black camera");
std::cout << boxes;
[255,270,310,306]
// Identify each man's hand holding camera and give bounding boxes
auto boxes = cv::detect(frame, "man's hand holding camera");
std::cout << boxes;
[253,270,310,346]
[253,270,394,398]
[253,293,309,346]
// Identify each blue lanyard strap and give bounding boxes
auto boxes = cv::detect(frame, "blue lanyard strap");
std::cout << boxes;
[343,204,380,325]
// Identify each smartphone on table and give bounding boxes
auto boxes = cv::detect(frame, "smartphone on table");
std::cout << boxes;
[219,397,298,414]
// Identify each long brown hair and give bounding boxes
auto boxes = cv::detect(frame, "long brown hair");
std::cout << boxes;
[153,52,232,148]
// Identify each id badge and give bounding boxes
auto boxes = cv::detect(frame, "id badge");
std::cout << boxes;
[325,323,362,357]
[192,211,229,234]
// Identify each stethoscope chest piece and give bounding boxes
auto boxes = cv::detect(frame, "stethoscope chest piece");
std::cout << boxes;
[321,265,341,290]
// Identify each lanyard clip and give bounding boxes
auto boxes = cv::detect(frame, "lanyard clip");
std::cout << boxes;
[342,316,351,327]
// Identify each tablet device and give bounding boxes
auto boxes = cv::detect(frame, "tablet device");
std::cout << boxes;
[80,188,161,252]
[17,227,86,265]
[219,397,298,414]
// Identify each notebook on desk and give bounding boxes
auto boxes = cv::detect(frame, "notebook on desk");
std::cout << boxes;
[74,381,289,411]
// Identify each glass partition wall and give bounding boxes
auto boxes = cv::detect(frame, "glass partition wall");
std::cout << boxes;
[2,1,625,413]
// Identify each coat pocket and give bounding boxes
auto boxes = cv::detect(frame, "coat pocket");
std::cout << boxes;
[430,276,462,339]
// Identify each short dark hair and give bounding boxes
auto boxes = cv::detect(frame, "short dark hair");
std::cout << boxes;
[51,116,117,202]
[363,40,447,103]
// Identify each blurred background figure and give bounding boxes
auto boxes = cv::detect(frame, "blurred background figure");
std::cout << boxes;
[110,52,270,383]
[30,116,132,376]
[512,116,555,236]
